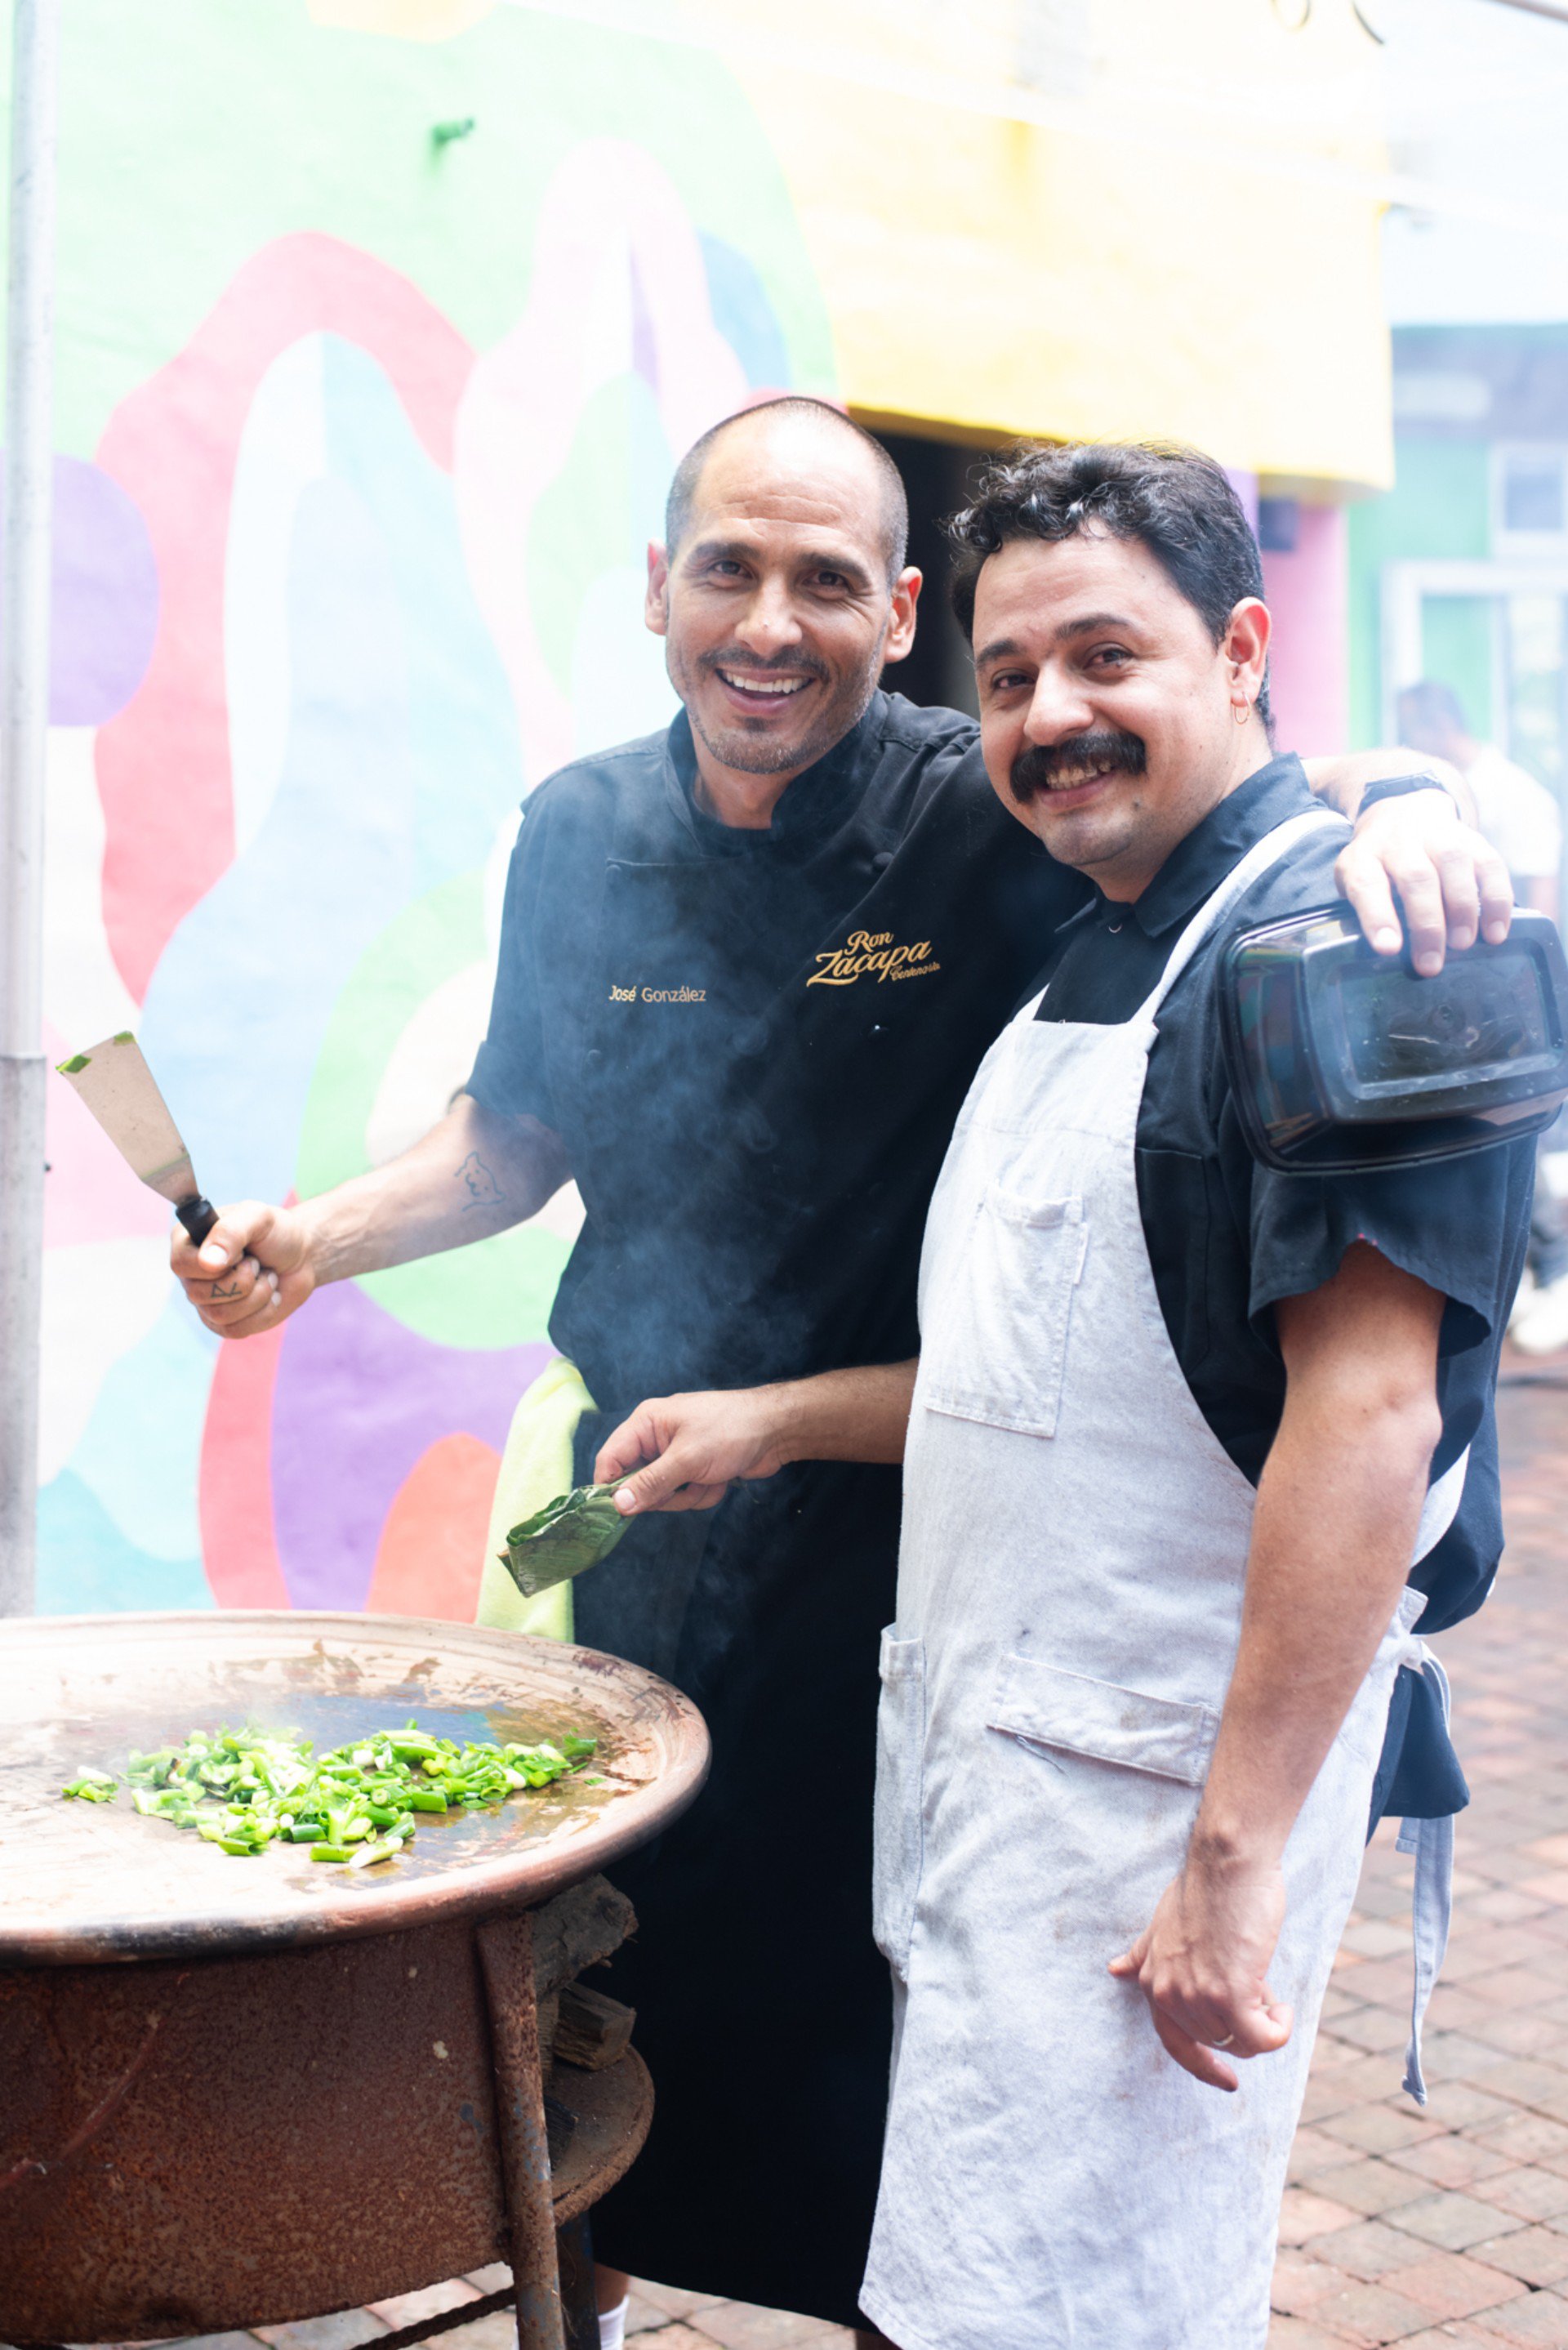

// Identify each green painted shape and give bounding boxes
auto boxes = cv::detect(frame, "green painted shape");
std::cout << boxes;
[57,1054,90,1073]
[21,0,833,454]
[1421,595,1494,740]
[295,870,568,1352]
[358,1225,570,1352]
[1348,438,1493,746]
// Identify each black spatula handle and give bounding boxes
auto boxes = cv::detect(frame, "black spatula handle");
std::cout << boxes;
[176,1195,219,1247]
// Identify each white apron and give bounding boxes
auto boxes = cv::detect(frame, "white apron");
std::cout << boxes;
[860,813,1463,2350]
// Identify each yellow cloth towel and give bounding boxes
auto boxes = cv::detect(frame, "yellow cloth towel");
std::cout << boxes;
[474,1355,595,1640]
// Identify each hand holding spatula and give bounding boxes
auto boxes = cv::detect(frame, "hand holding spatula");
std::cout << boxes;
[57,1032,288,1330]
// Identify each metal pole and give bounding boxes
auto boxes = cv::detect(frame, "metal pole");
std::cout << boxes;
[475,1913,568,2350]
[0,0,58,1617]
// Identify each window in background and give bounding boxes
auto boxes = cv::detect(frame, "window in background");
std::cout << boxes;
[1494,445,1568,557]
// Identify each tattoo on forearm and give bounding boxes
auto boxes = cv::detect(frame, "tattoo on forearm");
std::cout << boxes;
[457,1151,502,1211]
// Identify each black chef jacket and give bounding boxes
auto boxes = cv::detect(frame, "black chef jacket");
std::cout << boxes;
[1031,754,1534,1826]
[471,690,1084,1412]
[467,690,1085,2322]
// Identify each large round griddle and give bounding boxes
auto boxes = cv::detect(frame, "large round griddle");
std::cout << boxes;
[0,1611,710,1964]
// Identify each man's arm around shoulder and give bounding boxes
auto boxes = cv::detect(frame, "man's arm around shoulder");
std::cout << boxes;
[1111,1242,1443,2089]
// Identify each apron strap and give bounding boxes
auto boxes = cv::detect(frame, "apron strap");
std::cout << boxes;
[1134,805,1347,1026]
[1394,1651,1456,2105]
[1387,1426,1468,2114]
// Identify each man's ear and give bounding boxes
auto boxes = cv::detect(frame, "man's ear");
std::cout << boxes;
[645,542,670,637]
[882,566,923,667]
[1226,596,1272,708]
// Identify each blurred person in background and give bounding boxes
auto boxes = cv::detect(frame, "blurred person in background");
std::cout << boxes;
[1399,680,1568,1355]
[1396,681,1560,921]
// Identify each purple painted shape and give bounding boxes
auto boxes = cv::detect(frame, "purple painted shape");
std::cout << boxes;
[270,1278,552,1611]
[630,256,659,392]
[0,454,158,725]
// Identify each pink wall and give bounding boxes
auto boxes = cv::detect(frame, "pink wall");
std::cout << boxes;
[1262,504,1349,759]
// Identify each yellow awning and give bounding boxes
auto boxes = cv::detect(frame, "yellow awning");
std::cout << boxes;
[698,0,1396,492]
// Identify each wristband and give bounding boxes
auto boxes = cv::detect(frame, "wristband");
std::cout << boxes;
[1356,772,1456,812]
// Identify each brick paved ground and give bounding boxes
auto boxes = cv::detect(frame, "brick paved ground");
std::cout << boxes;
[27,1367,1567,2350]
[1268,1362,1568,2348]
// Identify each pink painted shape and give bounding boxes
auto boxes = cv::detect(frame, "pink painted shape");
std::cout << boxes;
[94,233,475,1004]
[1263,505,1349,760]
[42,1021,172,1247]
[200,1311,291,1608]
[365,1431,500,1624]
[1225,468,1259,536]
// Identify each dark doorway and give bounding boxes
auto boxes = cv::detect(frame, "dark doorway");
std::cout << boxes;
[868,426,993,718]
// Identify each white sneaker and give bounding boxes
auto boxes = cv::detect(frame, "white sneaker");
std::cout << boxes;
[1512,1269,1568,1356]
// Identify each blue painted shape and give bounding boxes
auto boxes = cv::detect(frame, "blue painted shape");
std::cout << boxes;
[37,1469,211,1615]
[699,235,791,392]
[67,1293,217,1563]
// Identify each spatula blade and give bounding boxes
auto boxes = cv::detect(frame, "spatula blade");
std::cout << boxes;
[56,1032,199,1206]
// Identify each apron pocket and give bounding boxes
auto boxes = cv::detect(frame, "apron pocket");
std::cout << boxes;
[924,1190,1086,1437]
[873,1628,927,1977]
[989,1653,1220,1786]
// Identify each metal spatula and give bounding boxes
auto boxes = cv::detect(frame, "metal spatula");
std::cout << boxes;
[56,1032,218,1246]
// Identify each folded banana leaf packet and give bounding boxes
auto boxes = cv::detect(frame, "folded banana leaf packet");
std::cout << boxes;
[500,1483,630,1598]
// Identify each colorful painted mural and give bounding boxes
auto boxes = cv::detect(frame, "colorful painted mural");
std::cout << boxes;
[36,0,833,1620]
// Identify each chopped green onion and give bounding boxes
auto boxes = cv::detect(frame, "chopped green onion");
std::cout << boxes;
[63,1715,601,1864]
[62,1769,118,1802]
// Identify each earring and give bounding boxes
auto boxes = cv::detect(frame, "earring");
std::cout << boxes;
[1233,701,1250,725]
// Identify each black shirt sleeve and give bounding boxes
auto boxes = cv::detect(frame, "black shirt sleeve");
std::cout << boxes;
[466,798,559,1131]
[1235,1105,1534,1362]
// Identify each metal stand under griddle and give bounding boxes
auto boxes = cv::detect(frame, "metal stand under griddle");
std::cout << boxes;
[0,1613,710,2350]
[1,1880,653,2350]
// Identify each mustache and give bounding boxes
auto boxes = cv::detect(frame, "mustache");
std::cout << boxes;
[1009,730,1147,802]
[701,647,831,684]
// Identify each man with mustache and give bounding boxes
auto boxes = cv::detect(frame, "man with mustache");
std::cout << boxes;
[597,439,1530,2348]
[172,403,1507,2343]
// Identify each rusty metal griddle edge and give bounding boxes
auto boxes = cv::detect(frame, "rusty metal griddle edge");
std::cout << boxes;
[0,1611,711,1966]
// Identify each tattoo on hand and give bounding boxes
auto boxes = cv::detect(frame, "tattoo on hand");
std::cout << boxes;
[211,1280,243,1300]
[457,1151,502,1211]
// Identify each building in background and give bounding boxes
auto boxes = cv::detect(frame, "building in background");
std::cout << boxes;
[1349,0,1568,806]
[1353,323,1568,795]
[34,0,1396,1618]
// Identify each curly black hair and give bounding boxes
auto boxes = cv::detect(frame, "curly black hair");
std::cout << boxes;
[947,440,1272,728]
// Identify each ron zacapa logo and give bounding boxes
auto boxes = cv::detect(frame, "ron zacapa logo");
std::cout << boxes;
[808,927,942,987]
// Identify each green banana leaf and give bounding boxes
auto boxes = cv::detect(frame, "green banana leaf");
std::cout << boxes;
[500,1483,630,1599]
